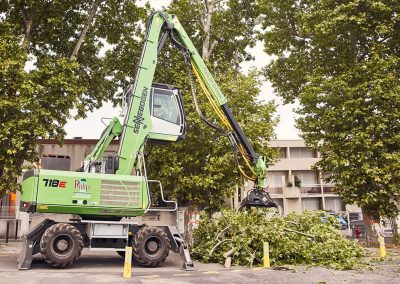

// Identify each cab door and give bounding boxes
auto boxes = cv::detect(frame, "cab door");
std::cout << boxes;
[148,83,186,142]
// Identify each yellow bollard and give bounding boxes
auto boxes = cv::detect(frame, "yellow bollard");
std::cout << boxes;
[379,236,386,258]
[123,246,132,278]
[263,242,270,268]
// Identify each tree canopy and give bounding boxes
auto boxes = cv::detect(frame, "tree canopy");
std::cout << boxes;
[260,0,400,218]
[0,0,146,196]
[145,0,277,209]
[1,0,277,208]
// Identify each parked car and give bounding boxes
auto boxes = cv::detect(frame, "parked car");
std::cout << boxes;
[322,212,348,229]
[334,215,348,230]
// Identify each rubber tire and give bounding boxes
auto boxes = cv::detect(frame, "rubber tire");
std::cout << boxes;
[40,223,83,268]
[132,226,170,267]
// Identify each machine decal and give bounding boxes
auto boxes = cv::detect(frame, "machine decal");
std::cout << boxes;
[37,205,48,210]
[43,179,66,188]
[133,86,148,134]
[75,178,91,192]
[72,192,91,198]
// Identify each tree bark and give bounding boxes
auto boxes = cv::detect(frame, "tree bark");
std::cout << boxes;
[201,0,218,61]
[19,3,34,53]
[362,208,380,247]
[70,0,103,61]
[390,217,399,245]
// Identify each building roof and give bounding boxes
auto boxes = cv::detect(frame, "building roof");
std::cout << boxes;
[39,139,119,145]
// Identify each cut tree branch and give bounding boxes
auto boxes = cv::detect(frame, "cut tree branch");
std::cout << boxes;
[208,238,232,256]
[284,228,316,238]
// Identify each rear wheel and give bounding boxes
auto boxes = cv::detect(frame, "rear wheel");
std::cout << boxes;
[40,223,83,268]
[132,226,170,267]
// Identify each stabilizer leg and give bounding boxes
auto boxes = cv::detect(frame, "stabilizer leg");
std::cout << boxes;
[17,238,34,270]
[175,236,196,271]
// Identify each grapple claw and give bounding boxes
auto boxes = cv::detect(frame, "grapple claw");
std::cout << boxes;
[239,189,277,210]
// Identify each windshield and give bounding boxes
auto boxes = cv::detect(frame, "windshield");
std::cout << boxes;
[152,88,181,125]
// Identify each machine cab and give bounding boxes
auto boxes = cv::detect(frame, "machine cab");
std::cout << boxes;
[148,83,186,143]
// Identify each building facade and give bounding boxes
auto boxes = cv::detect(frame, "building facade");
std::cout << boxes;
[236,140,360,216]
[1,138,360,237]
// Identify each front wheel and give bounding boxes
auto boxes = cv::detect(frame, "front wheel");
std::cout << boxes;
[40,223,83,268]
[132,226,170,267]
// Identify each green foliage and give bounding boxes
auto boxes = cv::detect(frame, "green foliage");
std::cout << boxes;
[192,209,363,270]
[259,0,400,218]
[0,1,145,196]
[145,1,277,209]
[0,0,277,206]
[0,23,84,195]
[166,0,261,67]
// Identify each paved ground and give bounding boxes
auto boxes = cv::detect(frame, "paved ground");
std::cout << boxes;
[1,241,400,284]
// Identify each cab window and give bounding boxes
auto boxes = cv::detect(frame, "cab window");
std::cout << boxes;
[152,88,181,124]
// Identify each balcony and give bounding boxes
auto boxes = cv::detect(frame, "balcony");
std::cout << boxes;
[268,187,283,195]
[322,186,337,194]
[301,185,322,195]
[283,187,301,198]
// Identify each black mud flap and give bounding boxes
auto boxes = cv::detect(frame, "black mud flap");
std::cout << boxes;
[17,219,56,270]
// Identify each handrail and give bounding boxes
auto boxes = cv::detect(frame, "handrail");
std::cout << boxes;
[146,180,177,212]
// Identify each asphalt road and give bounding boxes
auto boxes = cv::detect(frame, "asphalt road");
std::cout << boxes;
[1,241,399,284]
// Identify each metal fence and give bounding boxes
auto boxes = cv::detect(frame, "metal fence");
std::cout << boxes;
[269,187,283,195]
[0,206,17,220]
[301,185,322,194]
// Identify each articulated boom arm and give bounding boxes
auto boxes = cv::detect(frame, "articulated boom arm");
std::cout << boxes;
[92,12,268,190]
[85,117,122,162]
[165,12,268,189]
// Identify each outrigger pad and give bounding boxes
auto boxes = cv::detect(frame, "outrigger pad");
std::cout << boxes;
[17,219,56,270]
[17,239,34,270]
[171,234,196,271]
[240,190,277,209]
[179,243,196,271]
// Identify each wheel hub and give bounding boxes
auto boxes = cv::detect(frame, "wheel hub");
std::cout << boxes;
[147,240,158,252]
[56,239,69,252]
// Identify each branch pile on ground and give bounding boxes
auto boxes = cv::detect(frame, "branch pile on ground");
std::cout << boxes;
[192,209,363,270]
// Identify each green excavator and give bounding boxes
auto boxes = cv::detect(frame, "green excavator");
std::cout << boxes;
[18,11,276,270]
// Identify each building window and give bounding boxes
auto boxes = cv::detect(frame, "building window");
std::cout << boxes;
[325,197,345,212]
[278,147,287,158]
[289,147,316,158]
[268,171,286,188]
[292,171,318,185]
[272,198,284,209]
[302,197,322,210]
[322,172,334,185]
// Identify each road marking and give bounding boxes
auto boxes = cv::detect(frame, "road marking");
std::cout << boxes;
[231,269,244,273]
[252,267,264,271]
[203,271,220,275]
[142,275,160,279]
[173,273,191,276]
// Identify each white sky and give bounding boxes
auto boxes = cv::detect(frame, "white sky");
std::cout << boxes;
[64,0,300,140]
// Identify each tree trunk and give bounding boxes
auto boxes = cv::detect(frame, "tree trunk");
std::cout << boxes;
[19,5,35,53]
[390,217,400,245]
[201,0,218,61]
[362,208,380,247]
[70,0,103,61]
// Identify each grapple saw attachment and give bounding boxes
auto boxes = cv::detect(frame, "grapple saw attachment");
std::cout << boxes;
[239,188,277,210]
